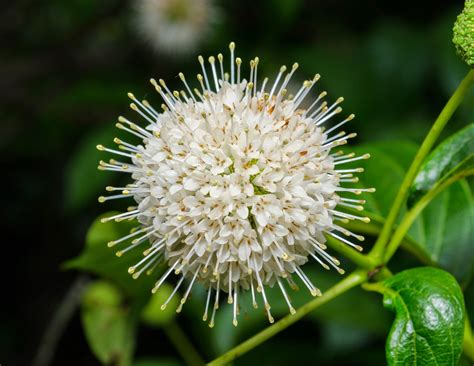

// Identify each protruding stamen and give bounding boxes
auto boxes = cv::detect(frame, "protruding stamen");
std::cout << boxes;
[277,278,296,314]
[161,276,185,310]
[198,55,211,90]
[236,57,242,84]
[334,153,371,165]
[233,284,238,326]
[229,42,235,84]
[269,65,287,99]
[327,231,364,251]
[202,286,212,321]
[208,56,219,91]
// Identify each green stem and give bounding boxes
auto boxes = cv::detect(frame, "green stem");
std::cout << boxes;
[165,321,205,366]
[207,270,367,366]
[464,314,474,362]
[383,170,472,263]
[370,69,474,260]
[325,235,376,269]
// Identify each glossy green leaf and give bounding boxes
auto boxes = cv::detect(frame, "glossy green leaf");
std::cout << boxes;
[343,141,474,283]
[64,212,156,299]
[409,124,474,206]
[81,281,136,365]
[369,267,465,366]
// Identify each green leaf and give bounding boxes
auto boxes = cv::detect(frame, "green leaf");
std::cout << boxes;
[409,124,474,206]
[64,212,156,299]
[368,267,465,366]
[81,281,136,366]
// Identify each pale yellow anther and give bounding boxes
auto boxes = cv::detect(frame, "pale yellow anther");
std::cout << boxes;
[130,103,138,111]
[128,266,135,274]
[336,97,344,103]
[198,55,204,64]
[291,62,299,71]
[279,65,287,73]
[348,113,355,120]
[98,196,105,203]
[335,106,343,113]
[115,251,123,257]
[149,78,158,87]
[179,72,185,81]
[208,56,215,64]
[236,57,242,66]
[173,90,180,98]
[122,190,130,195]
[127,92,135,100]
[311,288,321,297]
[113,137,122,144]
[159,79,166,87]
[229,41,235,51]
[96,144,105,151]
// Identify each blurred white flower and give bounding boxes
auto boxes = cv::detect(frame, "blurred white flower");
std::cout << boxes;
[97,43,374,326]
[135,0,218,56]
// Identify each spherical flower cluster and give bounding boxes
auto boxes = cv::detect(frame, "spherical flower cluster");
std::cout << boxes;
[97,43,374,326]
[134,0,218,57]
[453,0,474,66]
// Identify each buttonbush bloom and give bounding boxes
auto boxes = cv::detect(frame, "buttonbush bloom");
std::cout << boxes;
[97,43,374,326]
[134,0,218,56]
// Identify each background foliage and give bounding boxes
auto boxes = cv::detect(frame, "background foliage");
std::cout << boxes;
[2,0,473,365]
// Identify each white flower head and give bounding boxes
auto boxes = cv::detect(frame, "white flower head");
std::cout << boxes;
[134,0,218,56]
[98,43,374,327]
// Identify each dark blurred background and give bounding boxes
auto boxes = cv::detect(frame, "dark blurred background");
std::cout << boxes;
[2,0,473,365]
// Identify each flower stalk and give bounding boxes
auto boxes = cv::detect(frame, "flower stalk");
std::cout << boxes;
[207,270,367,366]
[370,68,474,261]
